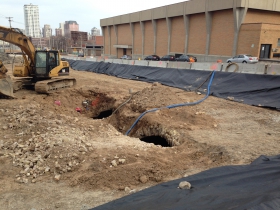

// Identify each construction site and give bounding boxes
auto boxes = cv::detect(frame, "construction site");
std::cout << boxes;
[0,49,280,209]
[1,0,280,209]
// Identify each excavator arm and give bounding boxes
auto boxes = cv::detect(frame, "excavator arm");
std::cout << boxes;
[0,26,35,72]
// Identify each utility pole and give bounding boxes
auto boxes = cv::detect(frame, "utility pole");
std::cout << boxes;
[6,17,13,53]
[6,17,13,28]
[39,29,42,49]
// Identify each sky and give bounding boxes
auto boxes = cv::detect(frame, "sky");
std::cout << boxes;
[0,0,186,34]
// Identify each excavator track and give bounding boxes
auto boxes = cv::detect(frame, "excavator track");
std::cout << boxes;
[35,77,76,94]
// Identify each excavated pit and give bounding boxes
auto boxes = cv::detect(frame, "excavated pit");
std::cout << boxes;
[68,90,116,119]
[74,89,182,147]
[93,109,113,119]
[140,136,171,147]
[8,80,219,150]
[75,89,192,147]
[65,87,220,149]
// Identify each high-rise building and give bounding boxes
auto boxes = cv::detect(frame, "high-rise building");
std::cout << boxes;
[55,28,62,36]
[64,21,79,37]
[23,3,41,38]
[91,27,101,36]
[59,23,65,36]
[42,24,52,38]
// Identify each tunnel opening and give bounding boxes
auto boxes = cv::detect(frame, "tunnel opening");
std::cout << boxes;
[140,136,172,147]
[93,109,113,119]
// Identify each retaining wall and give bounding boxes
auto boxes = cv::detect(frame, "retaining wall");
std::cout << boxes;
[62,55,280,75]
[134,60,149,66]
[266,64,280,75]
[149,61,168,68]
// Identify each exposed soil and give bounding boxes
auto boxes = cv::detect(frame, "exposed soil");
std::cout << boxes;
[0,61,280,210]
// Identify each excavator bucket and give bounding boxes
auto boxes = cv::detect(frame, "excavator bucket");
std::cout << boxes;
[0,75,14,98]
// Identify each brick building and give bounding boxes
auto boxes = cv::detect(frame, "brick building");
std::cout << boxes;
[85,36,104,56]
[100,0,280,61]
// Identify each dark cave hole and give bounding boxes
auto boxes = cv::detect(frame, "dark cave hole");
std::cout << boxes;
[93,109,113,119]
[140,136,172,147]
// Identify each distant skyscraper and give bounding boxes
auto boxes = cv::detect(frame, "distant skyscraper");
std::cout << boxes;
[59,23,65,36]
[42,24,52,38]
[24,3,41,38]
[55,28,62,36]
[91,27,100,36]
[64,21,79,37]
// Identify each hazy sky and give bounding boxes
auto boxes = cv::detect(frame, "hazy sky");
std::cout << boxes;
[0,0,186,34]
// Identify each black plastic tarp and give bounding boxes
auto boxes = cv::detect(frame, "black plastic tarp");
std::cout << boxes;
[68,60,280,110]
[91,155,280,210]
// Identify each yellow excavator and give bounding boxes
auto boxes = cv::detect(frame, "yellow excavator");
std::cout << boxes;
[0,26,76,98]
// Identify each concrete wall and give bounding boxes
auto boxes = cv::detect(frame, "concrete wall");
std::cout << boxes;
[188,13,207,54]
[210,9,235,56]
[244,9,280,24]
[144,21,153,55]
[110,26,117,57]
[134,22,142,56]
[103,27,109,55]
[238,24,261,56]
[118,24,132,45]
[156,19,168,56]
[63,54,280,76]
[170,16,185,53]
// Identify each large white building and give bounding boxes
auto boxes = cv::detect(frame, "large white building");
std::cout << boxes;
[24,3,41,38]
[91,27,100,36]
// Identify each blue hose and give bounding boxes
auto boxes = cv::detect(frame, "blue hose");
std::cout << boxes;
[125,70,216,136]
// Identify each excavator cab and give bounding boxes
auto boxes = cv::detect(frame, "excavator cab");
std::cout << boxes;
[35,50,70,79]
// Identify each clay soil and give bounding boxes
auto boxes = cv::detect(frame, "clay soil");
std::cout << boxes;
[1,62,280,210]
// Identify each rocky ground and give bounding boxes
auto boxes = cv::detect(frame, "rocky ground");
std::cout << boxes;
[0,58,280,210]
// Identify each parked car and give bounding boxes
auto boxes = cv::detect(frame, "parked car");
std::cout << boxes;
[120,55,132,60]
[160,55,176,61]
[227,54,258,64]
[144,55,160,61]
[187,55,197,62]
[78,52,84,57]
[175,54,190,62]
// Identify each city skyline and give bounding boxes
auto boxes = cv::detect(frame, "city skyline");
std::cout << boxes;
[0,0,186,34]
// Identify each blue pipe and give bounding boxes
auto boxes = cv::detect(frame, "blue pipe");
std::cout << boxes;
[125,70,216,136]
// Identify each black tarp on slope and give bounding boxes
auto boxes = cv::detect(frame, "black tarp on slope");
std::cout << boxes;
[91,155,280,210]
[68,60,280,110]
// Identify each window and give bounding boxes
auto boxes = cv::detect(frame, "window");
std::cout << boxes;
[278,38,280,47]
